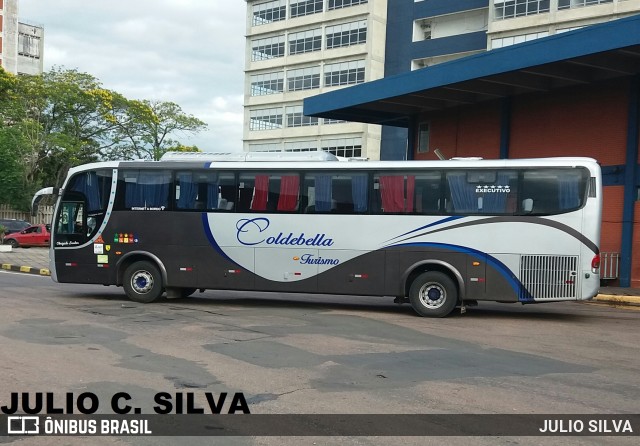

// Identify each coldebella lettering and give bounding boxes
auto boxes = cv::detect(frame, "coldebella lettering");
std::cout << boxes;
[235,218,334,247]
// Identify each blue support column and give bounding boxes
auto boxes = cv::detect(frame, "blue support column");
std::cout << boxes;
[499,97,511,159]
[620,76,640,287]
[406,116,417,160]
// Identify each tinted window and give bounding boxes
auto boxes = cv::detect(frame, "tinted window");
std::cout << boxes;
[520,168,588,214]
[57,170,113,244]
[302,172,368,214]
[237,173,301,213]
[445,170,518,214]
[372,172,442,214]
[118,170,171,211]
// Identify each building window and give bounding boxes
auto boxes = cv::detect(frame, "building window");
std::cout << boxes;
[252,0,286,26]
[290,0,323,18]
[328,0,368,10]
[323,118,347,124]
[250,142,282,152]
[287,66,320,91]
[558,0,612,10]
[250,107,283,130]
[288,28,322,55]
[324,60,365,87]
[326,20,367,49]
[251,35,285,61]
[321,137,362,158]
[418,123,429,153]
[494,0,550,20]
[285,140,318,152]
[286,105,319,127]
[18,33,40,59]
[250,71,284,96]
[491,31,548,49]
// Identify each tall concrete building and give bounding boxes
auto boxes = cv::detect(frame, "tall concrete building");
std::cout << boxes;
[0,0,44,75]
[243,0,387,159]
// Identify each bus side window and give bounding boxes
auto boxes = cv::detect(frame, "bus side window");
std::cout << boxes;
[237,173,300,213]
[415,172,442,214]
[119,170,171,211]
[304,173,367,214]
[374,172,439,214]
[175,171,221,211]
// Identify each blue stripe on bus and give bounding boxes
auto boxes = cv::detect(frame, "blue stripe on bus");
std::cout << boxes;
[390,242,534,302]
[386,216,464,243]
[201,213,240,266]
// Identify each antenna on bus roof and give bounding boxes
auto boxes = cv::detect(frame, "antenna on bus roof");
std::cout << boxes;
[434,148,446,160]
[160,151,340,162]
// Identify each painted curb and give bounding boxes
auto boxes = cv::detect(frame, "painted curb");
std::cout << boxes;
[593,294,640,306]
[1,264,50,276]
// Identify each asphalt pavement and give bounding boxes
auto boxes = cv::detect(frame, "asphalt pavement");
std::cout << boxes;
[1,246,639,306]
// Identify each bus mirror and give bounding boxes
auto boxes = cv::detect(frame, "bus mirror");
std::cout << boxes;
[31,187,60,216]
[522,198,533,213]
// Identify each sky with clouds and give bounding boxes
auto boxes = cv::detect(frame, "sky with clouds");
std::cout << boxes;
[19,0,247,152]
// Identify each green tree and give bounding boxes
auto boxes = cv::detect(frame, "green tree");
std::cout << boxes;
[0,126,31,209]
[0,67,116,189]
[0,66,209,199]
[104,100,208,161]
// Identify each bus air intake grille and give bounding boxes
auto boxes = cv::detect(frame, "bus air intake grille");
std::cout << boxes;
[519,255,578,300]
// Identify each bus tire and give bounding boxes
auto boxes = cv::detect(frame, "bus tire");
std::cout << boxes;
[409,271,458,317]
[123,261,163,303]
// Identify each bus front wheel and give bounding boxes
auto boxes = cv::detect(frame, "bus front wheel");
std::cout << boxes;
[123,261,163,303]
[409,271,458,317]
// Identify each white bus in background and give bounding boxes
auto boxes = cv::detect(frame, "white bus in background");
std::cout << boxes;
[32,153,602,317]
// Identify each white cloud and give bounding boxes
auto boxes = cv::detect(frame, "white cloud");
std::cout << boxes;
[19,0,247,152]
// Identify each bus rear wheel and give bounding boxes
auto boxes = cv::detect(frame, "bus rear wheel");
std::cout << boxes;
[123,261,163,303]
[409,271,458,317]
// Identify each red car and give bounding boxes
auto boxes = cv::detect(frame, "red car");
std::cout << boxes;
[3,224,51,248]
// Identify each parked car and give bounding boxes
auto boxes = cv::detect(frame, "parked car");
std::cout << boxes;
[0,218,31,235]
[3,224,51,248]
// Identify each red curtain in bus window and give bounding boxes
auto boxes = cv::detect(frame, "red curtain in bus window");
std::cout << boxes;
[251,175,269,211]
[406,175,415,213]
[277,175,300,211]
[380,176,405,213]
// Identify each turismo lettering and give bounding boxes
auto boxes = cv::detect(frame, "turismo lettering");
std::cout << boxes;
[299,253,339,265]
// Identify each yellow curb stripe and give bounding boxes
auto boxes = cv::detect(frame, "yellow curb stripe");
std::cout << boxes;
[2,264,10,270]
[595,295,640,304]
[40,269,50,276]
[19,266,31,273]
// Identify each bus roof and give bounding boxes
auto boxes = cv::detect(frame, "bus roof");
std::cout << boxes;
[65,155,601,178]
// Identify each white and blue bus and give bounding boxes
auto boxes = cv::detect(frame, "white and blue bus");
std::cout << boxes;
[33,153,602,317]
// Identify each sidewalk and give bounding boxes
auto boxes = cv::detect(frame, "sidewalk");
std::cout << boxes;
[0,247,51,276]
[1,246,639,306]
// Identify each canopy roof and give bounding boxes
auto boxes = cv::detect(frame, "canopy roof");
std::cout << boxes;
[304,14,640,128]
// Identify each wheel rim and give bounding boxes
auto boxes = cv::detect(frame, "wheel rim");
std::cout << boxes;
[418,282,447,309]
[131,270,154,294]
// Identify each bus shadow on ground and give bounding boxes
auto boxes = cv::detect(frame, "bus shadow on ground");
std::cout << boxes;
[65,288,595,322]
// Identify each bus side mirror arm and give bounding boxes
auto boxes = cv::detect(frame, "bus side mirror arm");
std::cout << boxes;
[32,187,61,216]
